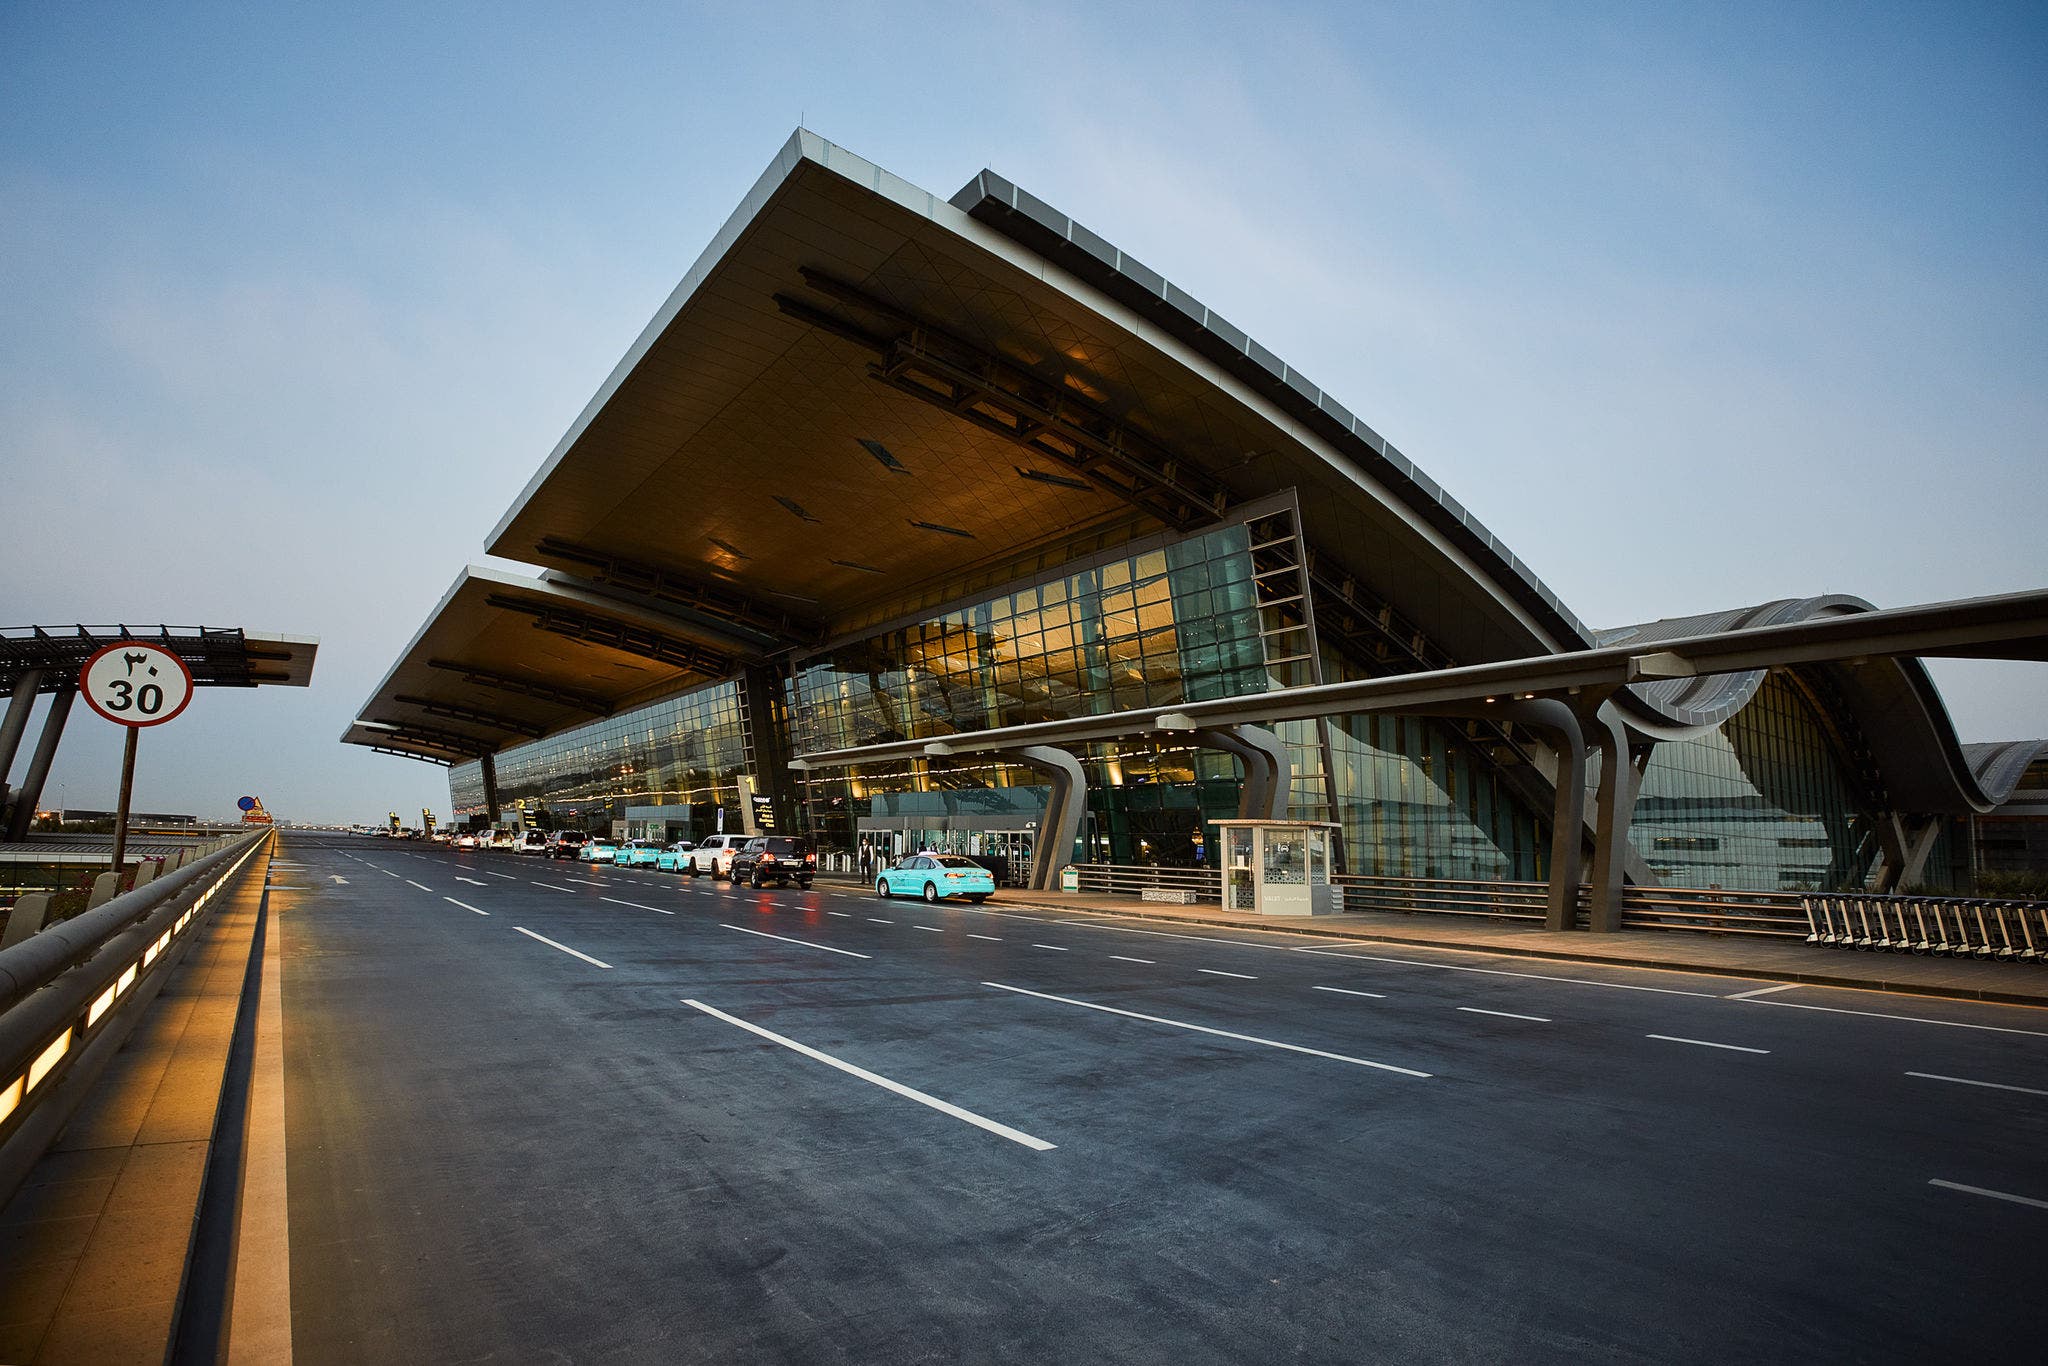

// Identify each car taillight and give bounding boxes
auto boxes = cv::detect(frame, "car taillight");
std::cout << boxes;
[804,853,816,863]
[761,853,776,863]
[946,871,967,879]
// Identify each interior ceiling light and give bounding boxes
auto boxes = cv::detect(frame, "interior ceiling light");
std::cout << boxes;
[859,438,907,472]
[1015,466,1093,492]
[908,519,975,539]
[830,558,886,574]
[774,495,822,523]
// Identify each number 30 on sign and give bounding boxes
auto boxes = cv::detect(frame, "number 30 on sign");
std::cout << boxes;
[80,641,196,727]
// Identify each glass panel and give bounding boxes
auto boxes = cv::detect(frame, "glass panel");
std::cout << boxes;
[1263,829,1307,885]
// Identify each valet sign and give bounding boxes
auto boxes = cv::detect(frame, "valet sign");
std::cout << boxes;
[82,642,195,727]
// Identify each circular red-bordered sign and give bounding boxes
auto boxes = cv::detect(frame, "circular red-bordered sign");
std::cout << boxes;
[79,641,196,728]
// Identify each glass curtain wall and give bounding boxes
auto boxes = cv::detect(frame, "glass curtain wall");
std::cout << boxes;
[1630,673,1878,891]
[448,681,749,835]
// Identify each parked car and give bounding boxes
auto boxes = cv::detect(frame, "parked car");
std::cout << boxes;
[516,830,550,855]
[655,840,696,872]
[579,837,620,863]
[548,831,590,860]
[614,839,663,867]
[730,836,816,889]
[876,853,994,903]
[455,834,479,849]
[685,834,753,879]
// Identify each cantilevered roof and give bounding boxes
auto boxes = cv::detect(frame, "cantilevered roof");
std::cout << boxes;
[482,129,1584,667]
[2,625,317,691]
[343,566,767,762]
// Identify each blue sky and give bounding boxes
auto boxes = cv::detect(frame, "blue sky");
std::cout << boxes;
[2,1,2042,824]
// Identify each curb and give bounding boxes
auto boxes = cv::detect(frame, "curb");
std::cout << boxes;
[994,896,2048,1010]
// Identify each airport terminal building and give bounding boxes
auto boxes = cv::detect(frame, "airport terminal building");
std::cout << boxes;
[348,132,2045,897]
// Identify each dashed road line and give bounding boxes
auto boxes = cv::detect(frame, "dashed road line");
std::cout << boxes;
[1109,955,1154,965]
[868,918,895,925]
[531,881,576,892]
[601,896,674,915]
[1928,1179,2048,1211]
[513,927,612,968]
[1646,1034,1768,1054]
[968,934,1003,942]
[911,925,944,933]
[1906,1071,2048,1098]
[984,982,1431,1077]
[1031,944,1069,952]
[444,898,489,916]
[1314,986,1386,1000]
[1459,1007,1550,1023]
[682,999,1053,1151]
[720,924,872,959]
[1198,968,1257,980]
[405,879,433,892]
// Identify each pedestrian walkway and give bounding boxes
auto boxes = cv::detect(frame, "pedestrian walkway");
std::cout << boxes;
[992,890,2048,1008]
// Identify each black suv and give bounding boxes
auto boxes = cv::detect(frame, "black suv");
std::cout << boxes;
[730,836,816,889]
[548,831,590,860]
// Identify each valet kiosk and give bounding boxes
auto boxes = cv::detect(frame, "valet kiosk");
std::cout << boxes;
[1214,819,1342,916]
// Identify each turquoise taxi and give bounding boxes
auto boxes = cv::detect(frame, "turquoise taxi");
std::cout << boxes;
[875,854,995,904]
[655,840,696,872]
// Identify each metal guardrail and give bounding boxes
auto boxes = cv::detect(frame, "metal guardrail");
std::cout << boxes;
[1804,893,2048,960]
[0,830,268,1203]
[1069,864,1224,902]
[1333,874,1551,920]
[1619,887,1809,937]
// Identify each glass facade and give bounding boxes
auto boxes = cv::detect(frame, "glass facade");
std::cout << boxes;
[1325,711,1547,880]
[450,681,750,836]
[1629,673,1878,892]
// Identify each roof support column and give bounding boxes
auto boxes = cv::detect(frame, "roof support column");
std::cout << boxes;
[1002,746,1086,892]
[1872,814,1943,892]
[0,669,44,818]
[1192,726,1291,821]
[480,751,501,825]
[1579,700,1642,933]
[6,686,74,841]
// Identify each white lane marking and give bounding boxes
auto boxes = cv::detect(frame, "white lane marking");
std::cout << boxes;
[513,926,612,968]
[1906,1071,2048,1098]
[1289,946,1719,998]
[1928,1179,2048,1211]
[1199,968,1257,979]
[444,898,489,916]
[868,918,895,925]
[828,911,852,918]
[1737,996,2048,1039]
[381,869,401,878]
[1109,955,1155,965]
[328,876,349,886]
[984,982,1431,1077]
[1646,1034,1769,1054]
[1314,985,1388,1000]
[911,925,944,933]
[405,879,433,892]
[1031,944,1069,952]
[968,934,1003,942]
[567,877,609,886]
[456,877,487,886]
[1459,1007,1551,1023]
[720,924,871,959]
[682,999,1053,1151]
[601,897,674,915]
[531,881,577,892]
[483,870,517,880]
[1726,983,1800,1000]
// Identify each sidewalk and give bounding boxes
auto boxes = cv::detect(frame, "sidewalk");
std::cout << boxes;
[986,889,2048,1009]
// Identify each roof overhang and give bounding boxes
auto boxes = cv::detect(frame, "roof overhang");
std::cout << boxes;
[343,566,765,760]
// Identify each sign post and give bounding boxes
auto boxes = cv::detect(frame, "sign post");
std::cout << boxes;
[78,641,195,877]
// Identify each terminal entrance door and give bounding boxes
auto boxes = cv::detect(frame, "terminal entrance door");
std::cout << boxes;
[976,830,1034,887]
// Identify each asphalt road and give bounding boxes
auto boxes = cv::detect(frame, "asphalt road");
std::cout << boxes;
[270,836,2048,1364]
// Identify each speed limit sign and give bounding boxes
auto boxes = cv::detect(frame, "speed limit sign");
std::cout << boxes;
[80,641,195,727]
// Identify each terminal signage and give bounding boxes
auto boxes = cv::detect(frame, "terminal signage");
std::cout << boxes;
[79,641,194,728]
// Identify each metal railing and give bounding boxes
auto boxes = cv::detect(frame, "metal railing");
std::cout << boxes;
[1804,893,2048,960]
[0,830,269,1204]
[1332,874,1551,920]
[1069,864,1223,902]
[1618,887,1809,937]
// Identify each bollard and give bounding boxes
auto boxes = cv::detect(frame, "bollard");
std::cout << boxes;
[2,893,51,950]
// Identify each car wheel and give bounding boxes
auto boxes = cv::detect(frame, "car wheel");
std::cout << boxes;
[748,872,762,888]
[968,894,988,904]
[923,882,939,903]
[876,878,891,899]
[797,879,812,890]
[687,862,700,878]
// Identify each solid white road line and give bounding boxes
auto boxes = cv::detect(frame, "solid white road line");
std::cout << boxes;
[968,934,1003,942]
[720,923,872,959]
[1109,955,1155,965]
[1314,985,1387,1000]
[444,898,489,916]
[682,999,1054,1151]
[1736,995,2048,1039]
[1290,945,1719,997]
[1928,1179,2048,1211]
[405,879,433,892]
[227,878,292,1366]
[513,926,612,968]
[983,982,1431,1077]
[601,897,674,915]
[1646,1034,1768,1054]
[1459,1007,1551,1023]
[456,877,487,886]
[1199,968,1257,979]
[531,881,576,892]
[1906,1071,2048,1098]
[1032,944,1070,952]
[1725,983,1801,999]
